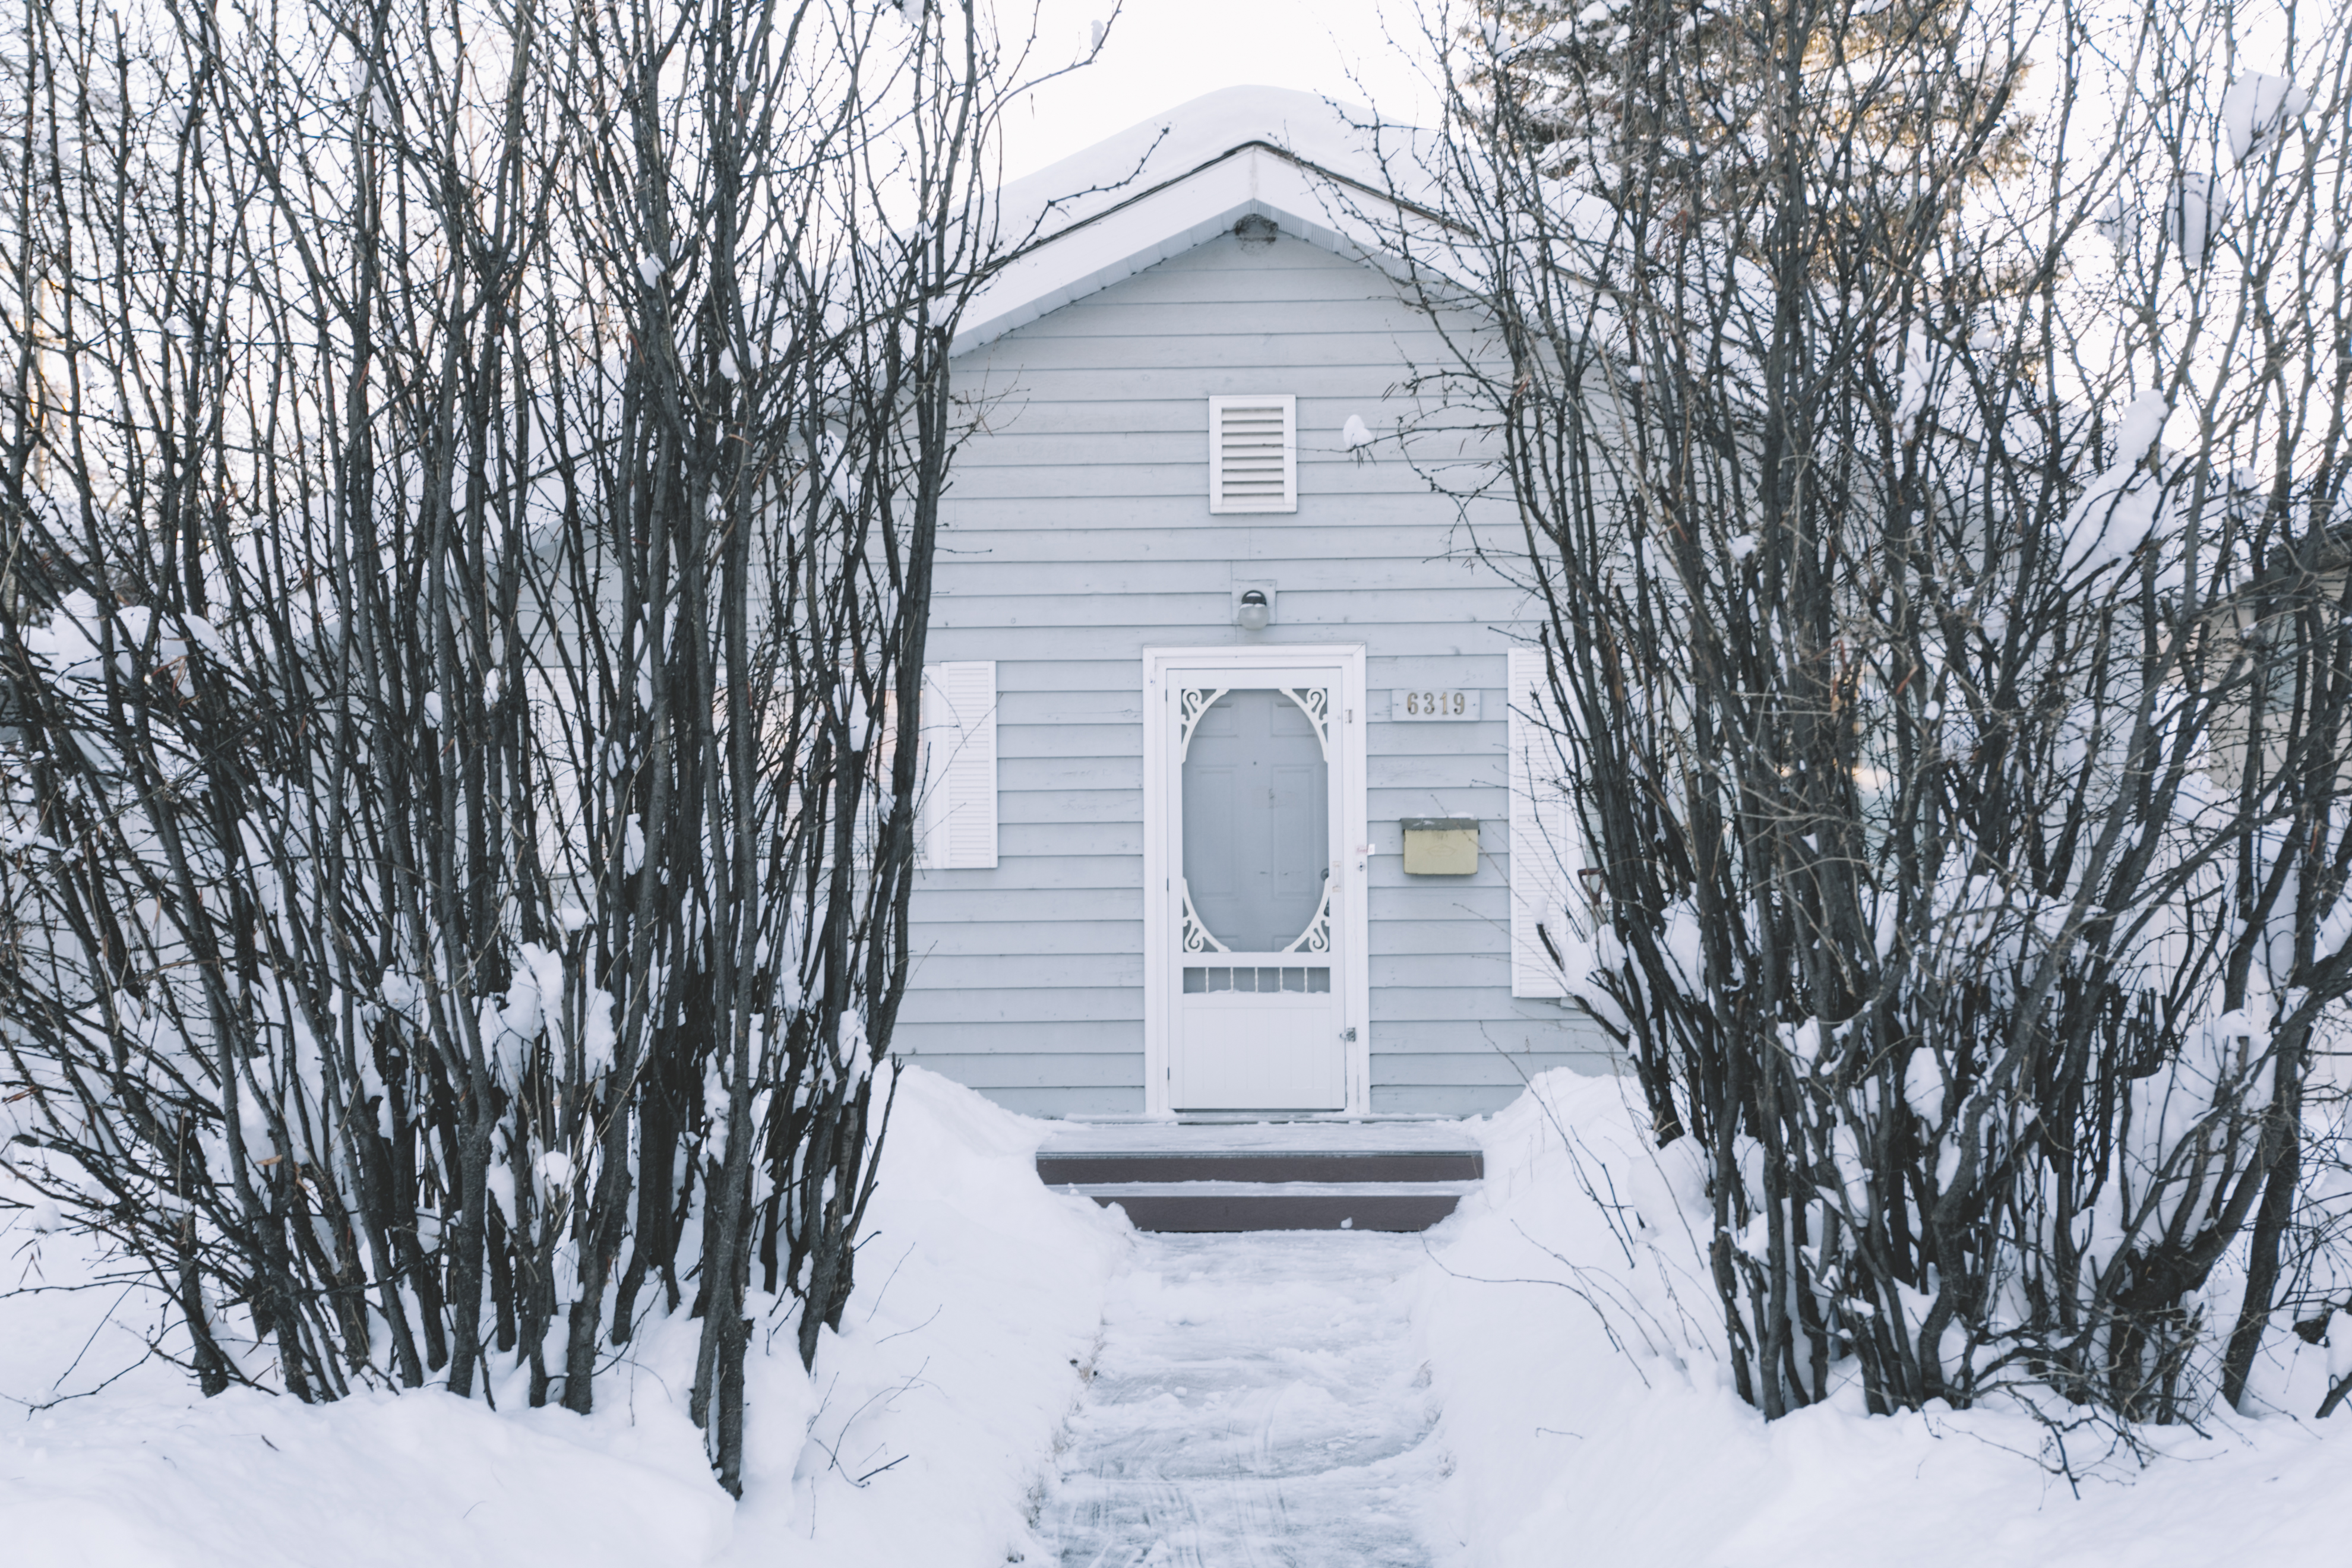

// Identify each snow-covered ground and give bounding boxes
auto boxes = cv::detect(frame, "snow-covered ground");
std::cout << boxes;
[4,1066,2347,1566]
[1421,1071,2352,1568]
[0,1067,1127,1566]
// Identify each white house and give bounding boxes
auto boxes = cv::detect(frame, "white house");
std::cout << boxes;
[899,87,1610,1120]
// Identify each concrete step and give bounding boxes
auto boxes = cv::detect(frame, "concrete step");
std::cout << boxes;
[1036,1128,1485,1232]
[1062,1178,1478,1233]
[1035,1148,1483,1186]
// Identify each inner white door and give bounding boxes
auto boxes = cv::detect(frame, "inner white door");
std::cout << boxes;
[1166,674,1347,1110]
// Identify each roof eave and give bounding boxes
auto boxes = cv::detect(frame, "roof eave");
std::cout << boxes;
[951,142,1450,358]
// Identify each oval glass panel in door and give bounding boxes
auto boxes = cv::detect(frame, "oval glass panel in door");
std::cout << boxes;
[1180,688,1330,952]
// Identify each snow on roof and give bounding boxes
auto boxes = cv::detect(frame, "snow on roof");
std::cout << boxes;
[957,85,1437,355]
[992,86,1385,236]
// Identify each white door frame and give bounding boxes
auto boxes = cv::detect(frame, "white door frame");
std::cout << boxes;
[1142,644,1371,1117]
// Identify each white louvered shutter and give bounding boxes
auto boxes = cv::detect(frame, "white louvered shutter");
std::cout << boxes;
[918,661,998,870]
[1508,647,1573,998]
[1207,395,1297,514]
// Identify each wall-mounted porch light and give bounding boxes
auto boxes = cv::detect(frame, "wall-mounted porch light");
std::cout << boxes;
[1235,588,1271,631]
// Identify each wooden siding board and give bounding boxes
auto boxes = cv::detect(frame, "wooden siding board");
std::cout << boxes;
[907,920,1143,957]
[950,462,1405,502]
[1366,921,1523,956]
[1364,883,1526,920]
[949,366,1501,402]
[1364,867,1507,894]
[953,334,1463,375]
[905,854,1139,890]
[938,499,1509,532]
[1367,753,1523,788]
[938,558,1501,595]
[984,655,1520,691]
[1370,1017,1611,1049]
[913,954,1146,990]
[945,398,1497,442]
[1370,1054,1599,1088]
[1360,989,1570,1023]
[956,1086,1146,1117]
[1368,954,1515,988]
[891,1052,1141,1089]
[935,586,1534,627]
[909,887,1142,922]
[994,755,1143,791]
[989,822,1139,857]
[995,690,1146,723]
[1370,725,1513,758]
[994,721,1141,757]
[926,627,1530,661]
[890,1020,1144,1050]
[895,987,1139,1025]
[1370,1084,1584,1116]
[995,788,1140,824]
[935,526,1494,561]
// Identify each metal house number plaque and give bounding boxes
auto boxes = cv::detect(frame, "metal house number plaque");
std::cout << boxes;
[1389,688,1480,721]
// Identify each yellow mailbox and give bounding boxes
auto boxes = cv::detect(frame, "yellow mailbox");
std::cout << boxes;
[1401,817,1480,875]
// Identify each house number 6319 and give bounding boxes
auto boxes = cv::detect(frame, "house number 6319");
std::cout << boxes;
[1390,689,1480,721]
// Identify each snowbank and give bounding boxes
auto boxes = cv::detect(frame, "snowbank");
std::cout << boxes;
[0,1065,1126,1567]
[719,1065,1128,1564]
[1417,1069,2351,1568]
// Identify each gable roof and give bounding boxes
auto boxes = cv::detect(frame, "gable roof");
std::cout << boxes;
[956,86,1441,355]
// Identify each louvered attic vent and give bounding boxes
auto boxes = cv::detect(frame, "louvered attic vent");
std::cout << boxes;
[1208,394,1297,514]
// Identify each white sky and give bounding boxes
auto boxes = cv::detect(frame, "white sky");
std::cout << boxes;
[994,0,1444,181]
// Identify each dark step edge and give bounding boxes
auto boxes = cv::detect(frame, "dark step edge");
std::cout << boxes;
[1036,1150,1484,1186]
[1085,1190,1463,1233]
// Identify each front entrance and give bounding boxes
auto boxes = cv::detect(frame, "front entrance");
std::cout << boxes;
[1143,649,1367,1114]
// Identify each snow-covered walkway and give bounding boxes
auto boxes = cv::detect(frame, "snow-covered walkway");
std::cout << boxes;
[1038,1230,1447,1567]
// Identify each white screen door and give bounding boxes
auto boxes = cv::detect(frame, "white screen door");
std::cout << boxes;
[1164,670,1348,1110]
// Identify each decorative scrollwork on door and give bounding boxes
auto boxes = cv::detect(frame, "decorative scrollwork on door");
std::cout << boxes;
[1280,687,1331,760]
[1177,687,1229,761]
[1278,880,1333,954]
[1178,877,1231,953]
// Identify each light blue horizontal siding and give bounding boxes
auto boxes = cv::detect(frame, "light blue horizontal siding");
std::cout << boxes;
[892,1052,1139,1089]
[916,853,1138,890]
[997,788,1138,823]
[930,525,1500,559]
[911,888,1142,922]
[909,919,1142,956]
[996,691,1145,723]
[952,1086,1145,1117]
[913,954,1146,990]
[1373,1053,1605,1088]
[924,624,1535,661]
[935,587,1523,629]
[902,227,1605,1119]
[896,987,1137,1025]
[938,556,1501,594]
[892,1020,1143,1051]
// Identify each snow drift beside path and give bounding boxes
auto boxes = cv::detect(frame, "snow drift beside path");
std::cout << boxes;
[719,1064,1128,1565]
[0,1064,1125,1567]
[1417,1069,2352,1568]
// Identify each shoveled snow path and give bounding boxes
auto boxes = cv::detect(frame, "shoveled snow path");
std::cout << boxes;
[1038,1230,1449,1567]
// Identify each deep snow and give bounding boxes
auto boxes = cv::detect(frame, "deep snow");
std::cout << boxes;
[4,1065,2348,1566]
[1420,1071,2352,1568]
[0,1067,1127,1566]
